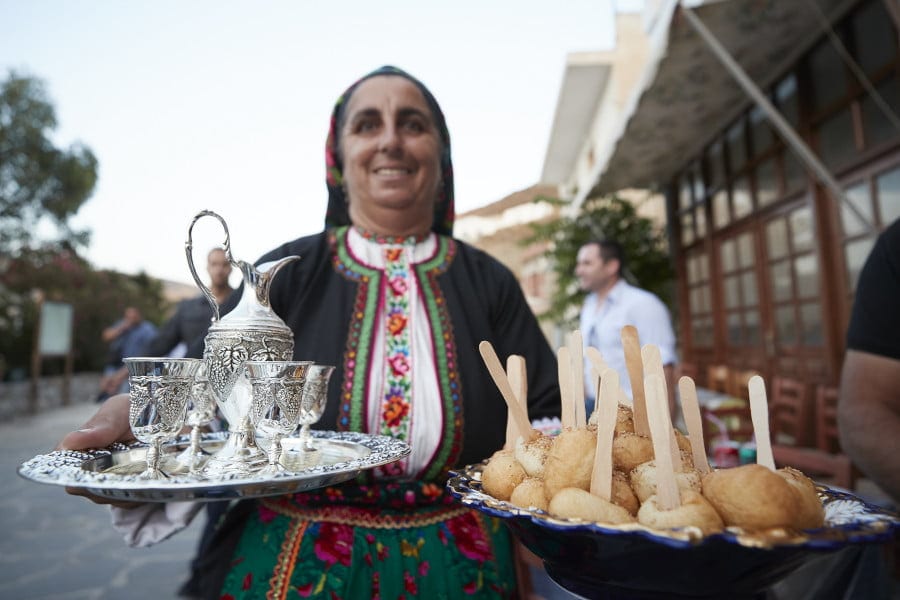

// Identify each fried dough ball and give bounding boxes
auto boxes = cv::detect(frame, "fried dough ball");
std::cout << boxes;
[548,487,635,525]
[509,477,549,512]
[612,432,654,473]
[515,434,554,478]
[629,460,702,503]
[611,470,640,516]
[637,489,724,536]
[589,403,635,435]
[481,451,525,501]
[543,428,597,497]
[778,467,825,529]
[702,464,824,530]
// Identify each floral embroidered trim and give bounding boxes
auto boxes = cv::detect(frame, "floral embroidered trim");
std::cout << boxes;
[259,499,471,529]
[379,245,413,476]
[267,519,308,600]
[353,225,428,246]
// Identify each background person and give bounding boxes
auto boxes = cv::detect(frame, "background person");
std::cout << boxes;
[95,306,157,401]
[575,239,676,415]
[61,65,561,600]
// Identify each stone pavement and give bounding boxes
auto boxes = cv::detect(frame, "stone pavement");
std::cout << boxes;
[0,401,204,600]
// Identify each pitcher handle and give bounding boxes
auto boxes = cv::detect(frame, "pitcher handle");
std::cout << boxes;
[185,210,235,322]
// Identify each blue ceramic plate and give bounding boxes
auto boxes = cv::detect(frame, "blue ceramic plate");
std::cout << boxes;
[447,462,899,598]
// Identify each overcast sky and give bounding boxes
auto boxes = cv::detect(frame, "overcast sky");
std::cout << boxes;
[1,0,643,285]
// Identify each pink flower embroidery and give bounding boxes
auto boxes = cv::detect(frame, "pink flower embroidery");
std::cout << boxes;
[388,276,409,295]
[389,354,410,376]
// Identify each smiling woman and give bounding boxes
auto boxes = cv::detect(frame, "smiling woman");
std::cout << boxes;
[59,65,561,599]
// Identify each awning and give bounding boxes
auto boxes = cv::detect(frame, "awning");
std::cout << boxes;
[587,0,851,198]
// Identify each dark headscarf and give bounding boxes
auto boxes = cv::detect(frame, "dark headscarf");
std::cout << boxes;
[324,65,455,236]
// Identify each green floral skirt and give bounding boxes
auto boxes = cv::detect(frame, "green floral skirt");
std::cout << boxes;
[219,480,516,599]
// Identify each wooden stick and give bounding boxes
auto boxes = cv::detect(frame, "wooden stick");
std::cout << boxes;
[478,341,537,442]
[748,375,775,470]
[568,330,587,428]
[622,326,650,436]
[645,373,680,509]
[557,346,575,430]
[504,355,527,449]
[590,369,620,501]
[641,344,682,472]
[678,376,710,474]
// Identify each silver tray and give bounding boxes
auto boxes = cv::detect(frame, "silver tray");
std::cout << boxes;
[18,431,410,502]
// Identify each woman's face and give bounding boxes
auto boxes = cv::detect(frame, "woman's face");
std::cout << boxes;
[340,76,442,235]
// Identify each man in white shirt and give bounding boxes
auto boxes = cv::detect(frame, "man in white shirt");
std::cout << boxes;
[575,239,677,415]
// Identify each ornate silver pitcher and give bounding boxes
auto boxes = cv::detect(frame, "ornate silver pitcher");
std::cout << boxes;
[186,210,301,474]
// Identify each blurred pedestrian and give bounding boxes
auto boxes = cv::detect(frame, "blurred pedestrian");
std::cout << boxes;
[96,306,157,402]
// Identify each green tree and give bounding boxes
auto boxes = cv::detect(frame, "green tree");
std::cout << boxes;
[0,70,98,254]
[525,194,674,326]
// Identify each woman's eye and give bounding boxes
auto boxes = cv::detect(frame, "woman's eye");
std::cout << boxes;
[403,120,425,133]
[354,120,378,133]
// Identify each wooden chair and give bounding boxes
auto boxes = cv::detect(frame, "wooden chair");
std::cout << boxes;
[706,364,730,394]
[729,369,759,401]
[768,376,812,446]
[772,383,858,490]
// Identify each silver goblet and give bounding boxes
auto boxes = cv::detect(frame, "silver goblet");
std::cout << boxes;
[173,363,218,473]
[296,364,335,453]
[244,361,312,474]
[123,357,201,479]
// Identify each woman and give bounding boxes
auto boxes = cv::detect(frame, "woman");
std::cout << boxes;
[62,66,560,599]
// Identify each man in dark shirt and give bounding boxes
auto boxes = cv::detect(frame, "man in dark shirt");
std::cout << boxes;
[144,248,233,357]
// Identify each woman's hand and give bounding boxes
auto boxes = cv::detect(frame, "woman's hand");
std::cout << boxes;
[58,394,143,508]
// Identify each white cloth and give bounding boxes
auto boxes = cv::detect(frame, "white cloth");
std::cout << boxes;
[110,501,204,548]
[579,279,676,402]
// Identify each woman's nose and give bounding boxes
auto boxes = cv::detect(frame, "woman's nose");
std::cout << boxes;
[378,124,402,152]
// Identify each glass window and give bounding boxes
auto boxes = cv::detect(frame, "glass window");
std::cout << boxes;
[733,176,753,219]
[845,237,875,290]
[783,149,806,191]
[695,205,707,238]
[809,39,848,112]
[771,260,793,302]
[818,108,857,169]
[680,177,693,210]
[727,312,742,345]
[700,286,711,313]
[682,213,694,245]
[707,140,725,190]
[794,254,820,298]
[767,219,789,260]
[776,305,797,345]
[842,182,874,236]
[749,106,774,155]
[737,233,755,268]
[687,255,698,284]
[720,239,736,271]
[800,302,823,346]
[698,252,709,280]
[745,309,761,345]
[756,158,778,206]
[727,120,747,171]
[876,167,900,226]
[691,163,705,202]
[790,208,814,253]
[775,75,800,127]
[862,77,900,149]
[724,275,741,309]
[741,271,758,306]
[713,190,730,229]
[851,0,897,75]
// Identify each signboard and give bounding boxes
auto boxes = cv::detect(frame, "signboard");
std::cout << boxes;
[37,301,74,356]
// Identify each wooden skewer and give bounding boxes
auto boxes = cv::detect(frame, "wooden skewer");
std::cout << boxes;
[568,330,587,428]
[505,355,528,449]
[748,375,775,471]
[622,326,650,436]
[557,346,575,430]
[478,341,537,442]
[678,376,710,474]
[641,344,682,472]
[590,369,620,501]
[645,373,680,510]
